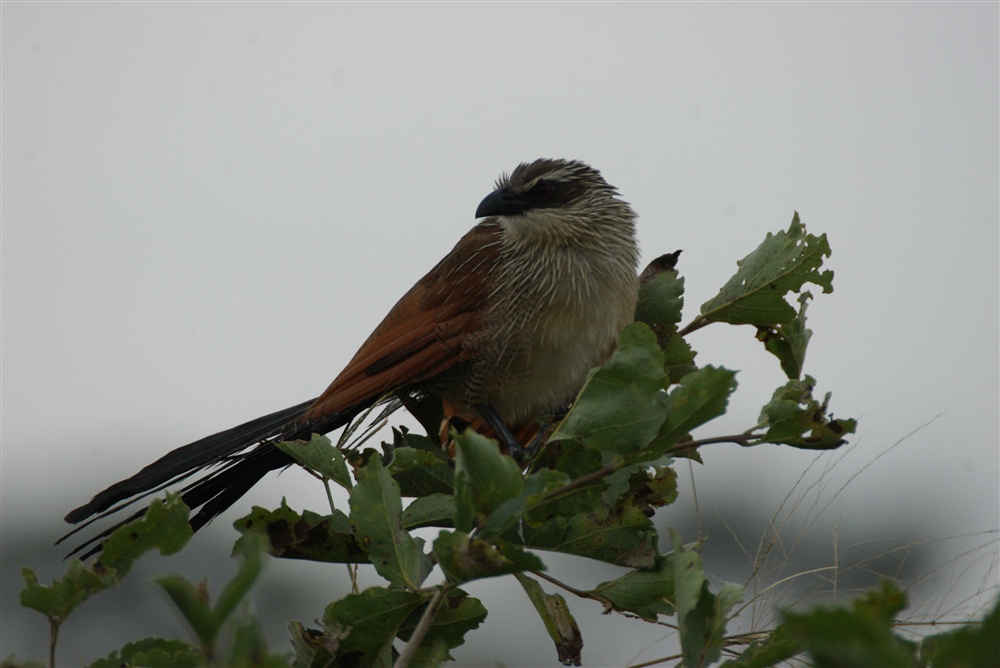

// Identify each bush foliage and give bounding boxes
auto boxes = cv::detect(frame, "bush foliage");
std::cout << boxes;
[17,215,996,668]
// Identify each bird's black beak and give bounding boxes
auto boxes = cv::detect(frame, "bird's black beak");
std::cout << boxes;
[476,190,530,219]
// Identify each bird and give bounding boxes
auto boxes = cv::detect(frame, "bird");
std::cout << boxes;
[61,158,641,557]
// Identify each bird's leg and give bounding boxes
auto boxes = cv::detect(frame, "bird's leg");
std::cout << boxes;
[520,426,549,461]
[520,405,570,460]
[475,403,527,461]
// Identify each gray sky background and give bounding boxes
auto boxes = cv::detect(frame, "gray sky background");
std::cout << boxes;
[3,4,998,666]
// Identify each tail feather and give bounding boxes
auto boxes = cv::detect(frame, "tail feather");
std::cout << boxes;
[61,397,377,559]
[64,399,317,525]
[185,445,294,532]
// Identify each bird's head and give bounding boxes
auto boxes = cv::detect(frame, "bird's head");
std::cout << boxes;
[475,159,637,242]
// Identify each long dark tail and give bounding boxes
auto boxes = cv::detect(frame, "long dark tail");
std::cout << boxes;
[60,397,373,559]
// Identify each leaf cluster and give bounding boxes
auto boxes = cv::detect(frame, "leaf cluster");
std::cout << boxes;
[21,500,287,668]
[723,581,999,668]
[23,214,961,668]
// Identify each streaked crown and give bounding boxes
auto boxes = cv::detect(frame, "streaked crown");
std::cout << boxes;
[476,159,633,222]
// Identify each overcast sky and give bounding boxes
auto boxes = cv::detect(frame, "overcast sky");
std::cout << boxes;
[3,3,998,666]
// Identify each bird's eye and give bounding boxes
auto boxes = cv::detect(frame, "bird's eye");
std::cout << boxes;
[531,181,556,200]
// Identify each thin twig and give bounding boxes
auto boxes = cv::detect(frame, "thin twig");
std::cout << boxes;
[394,585,449,668]
[531,570,599,602]
[48,620,58,668]
[541,433,760,505]
[689,460,702,545]
[669,432,761,453]
[677,316,711,337]
[322,480,336,515]
[626,630,778,668]
[627,650,683,668]
[541,464,620,503]
[321,480,359,593]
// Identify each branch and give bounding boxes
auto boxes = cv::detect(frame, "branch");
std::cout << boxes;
[667,431,762,454]
[541,464,620,503]
[627,650,683,668]
[626,631,775,668]
[393,585,449,668]
[677,315,711,337]
[48,619,59,668]
[541,433,762,503]
[530,570,608,606]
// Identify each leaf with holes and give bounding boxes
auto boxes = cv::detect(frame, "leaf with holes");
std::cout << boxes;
[700,213,833,327]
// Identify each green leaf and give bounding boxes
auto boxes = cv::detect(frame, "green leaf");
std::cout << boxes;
[504,502,659,569]
[20,560,117,623]
[551,323,669,454]
[636,266,685,328]
[487,468,573,535]
[226,614,287,668]
[155,535,267,652]
[589,557,676,620]
[323,587,428,664]
[548,439,605,479]
[600,464,644,508]
[756,292,813,380]
[214,532,266,630]
[524,442,623,522]
[97,493,194,576]
[672,531,744,668]
[234,500,368,564]
[388,444,454,497]
[853,579,909,621]
[350,456,432,590]
[719,624,802,668]
[757,377,856,450]
[920,595,999,667]
[602,465,679,514]
[452,428,523,533]
[402,636,449,668]
[397,589,488,666]
[432,531,544,584]
[780,580,917,668]
[277,434,353,490]
[155,575,218,648]
[0,657,44,668]
[21,495,192,634]
[401,493,455,530]
[700,213,834,327]
[514,573,584,667]
[635,266,698,384]
[288,620,342,668]
[662,332,699,385]
[89,638,202,668]
[653,365,739,450]
[528,442,608,518]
